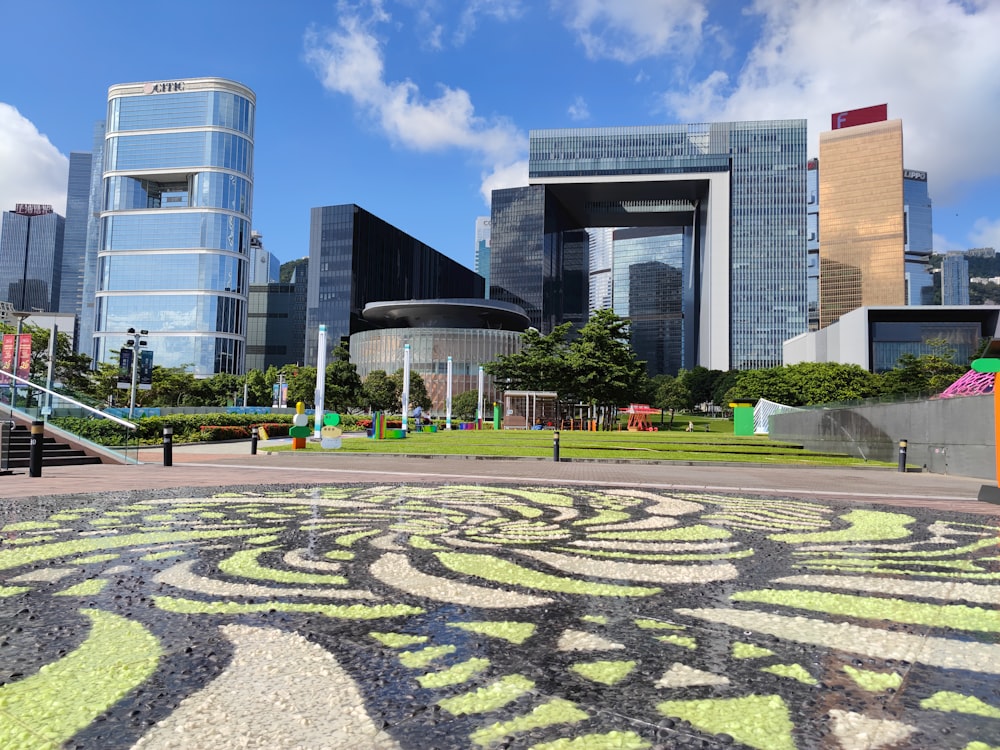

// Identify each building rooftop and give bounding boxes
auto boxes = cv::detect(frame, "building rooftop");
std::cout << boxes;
[361,299,529,331]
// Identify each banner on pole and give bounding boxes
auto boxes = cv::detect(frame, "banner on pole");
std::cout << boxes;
[118,349,133,389]
[138,350,153,390]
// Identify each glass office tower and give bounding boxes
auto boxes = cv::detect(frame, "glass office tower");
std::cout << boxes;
[475,217,491,298]
[94,78,255,375]
[819,120,904,328]
[491,120,808,370]
[903,169,934,305]
[60,153,92,338]
[0,204,65,312]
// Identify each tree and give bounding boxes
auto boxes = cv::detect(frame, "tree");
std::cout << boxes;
[390,368,432,412]
[452,389,479,420]
[244,369,271,406]
[324,342,362,412]
[654,376,692,428]
[285,366,318,407]
[565,309,646,429]
[726,362,881,407]
[484,324,574,395]
[362,370,397,412]
[880,339,967,397]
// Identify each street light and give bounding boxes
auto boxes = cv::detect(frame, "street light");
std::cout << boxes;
[124,328,148,420]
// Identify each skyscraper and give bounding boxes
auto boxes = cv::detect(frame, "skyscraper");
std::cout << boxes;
[78,121,105,357]
[903,169,934,305]
[819,107,904,328]
[94,78,255,376]
[306,204,484,365]
[0,204,65,312]
[60,153,92,341]
[490,120,808,371]
[474,217,490,297]
[942,252,970,305]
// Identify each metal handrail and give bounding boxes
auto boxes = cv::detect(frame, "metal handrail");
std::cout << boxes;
[0,369,137,430]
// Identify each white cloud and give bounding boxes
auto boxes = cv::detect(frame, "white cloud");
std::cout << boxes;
[663,0,1000,208]
[479,159,529,204]
[970,217,1000,251]
[455,0,526,45]
[304,11,527,206]
[556,0,709,63]
[568,96,590,121]
[0,104,68,215]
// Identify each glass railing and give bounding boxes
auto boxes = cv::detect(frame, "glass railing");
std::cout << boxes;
[0,370,140,464]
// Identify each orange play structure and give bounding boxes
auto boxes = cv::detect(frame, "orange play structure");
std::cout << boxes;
[621,403,659,431]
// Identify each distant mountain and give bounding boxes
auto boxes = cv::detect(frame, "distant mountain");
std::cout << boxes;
[279,258,309,284]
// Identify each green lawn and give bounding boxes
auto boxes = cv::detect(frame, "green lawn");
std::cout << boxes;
[265,422,885,467]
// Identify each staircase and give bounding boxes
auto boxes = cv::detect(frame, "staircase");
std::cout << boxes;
[2,423,104,469]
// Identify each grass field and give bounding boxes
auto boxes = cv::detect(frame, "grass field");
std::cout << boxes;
[267,419,884,467]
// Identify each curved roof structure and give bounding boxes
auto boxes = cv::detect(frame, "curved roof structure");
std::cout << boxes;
[361,299,530,331]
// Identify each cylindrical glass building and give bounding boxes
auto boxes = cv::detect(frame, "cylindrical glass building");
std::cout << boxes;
[94,78,255,375]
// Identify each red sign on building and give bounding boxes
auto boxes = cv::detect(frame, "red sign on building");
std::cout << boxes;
[831,104,888,130]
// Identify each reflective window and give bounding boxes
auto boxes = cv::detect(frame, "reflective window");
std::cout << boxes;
[106,132,252,174]
[109,91,254,136]
[93,332,244,376]
[95,293,245,335]
[104,173,251,213]
[99,253,246,293]
[102,213,250,253]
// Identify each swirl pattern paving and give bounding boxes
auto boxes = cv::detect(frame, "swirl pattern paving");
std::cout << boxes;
[0,484,997,749]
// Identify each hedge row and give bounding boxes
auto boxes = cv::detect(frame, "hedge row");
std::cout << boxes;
[51,412,378,446]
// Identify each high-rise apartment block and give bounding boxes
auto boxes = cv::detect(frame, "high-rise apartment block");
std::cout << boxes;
[490,120,808,373]
[0,204,65,312]
[94,78,255,376]
[306,204,484,365]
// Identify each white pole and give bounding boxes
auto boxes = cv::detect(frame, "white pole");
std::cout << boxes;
[314,324,327,439]
[243,376,249,408]
[476,365,484,424]
[402,343,411,433]
[45,322,57,414]
[446,355,453,430]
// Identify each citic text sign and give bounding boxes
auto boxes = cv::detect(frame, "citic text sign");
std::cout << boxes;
[144,81,185,94]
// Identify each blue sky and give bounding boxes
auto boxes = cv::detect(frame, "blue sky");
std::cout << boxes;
[1,0,999,273]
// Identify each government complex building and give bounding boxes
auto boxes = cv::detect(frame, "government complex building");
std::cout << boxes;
[92,78,255,376]
[305,204,485,366]
[489,120,809,375]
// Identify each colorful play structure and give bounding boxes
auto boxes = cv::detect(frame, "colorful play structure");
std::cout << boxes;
[621,403,659,431]
[502,391,558,429]
[971,342,1000,503]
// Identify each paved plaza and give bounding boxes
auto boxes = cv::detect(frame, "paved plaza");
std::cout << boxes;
[0,445,997,749]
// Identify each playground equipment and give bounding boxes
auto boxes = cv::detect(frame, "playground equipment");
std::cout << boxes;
[621,403,659,431]
[289,402,310,449]
[369,412,406,440]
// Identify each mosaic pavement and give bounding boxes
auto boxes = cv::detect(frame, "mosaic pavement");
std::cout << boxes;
[0,483,997,750]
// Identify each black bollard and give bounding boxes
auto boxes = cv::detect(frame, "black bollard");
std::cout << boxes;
[29,420,43,478]
[553,430,560,463]
[163,426,173,467]
[897,439,908,472]
[250,426,259,455]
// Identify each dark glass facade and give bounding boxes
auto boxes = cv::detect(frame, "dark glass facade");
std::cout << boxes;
[489,187,589,333]
[246,274,308,372]
[95,78,255,376]
[306,204,484,366]
[613,227,690,376]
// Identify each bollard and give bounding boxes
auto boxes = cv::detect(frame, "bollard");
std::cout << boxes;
[553,430,560,462]
[897,439,908,472]
[162,426,173,467]
[29,420,43,478]
[250,426,259,455]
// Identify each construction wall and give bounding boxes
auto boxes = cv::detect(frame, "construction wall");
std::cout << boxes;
[769,395,994,479]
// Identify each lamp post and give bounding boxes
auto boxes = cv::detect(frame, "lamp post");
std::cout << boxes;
[124,328,148,420]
